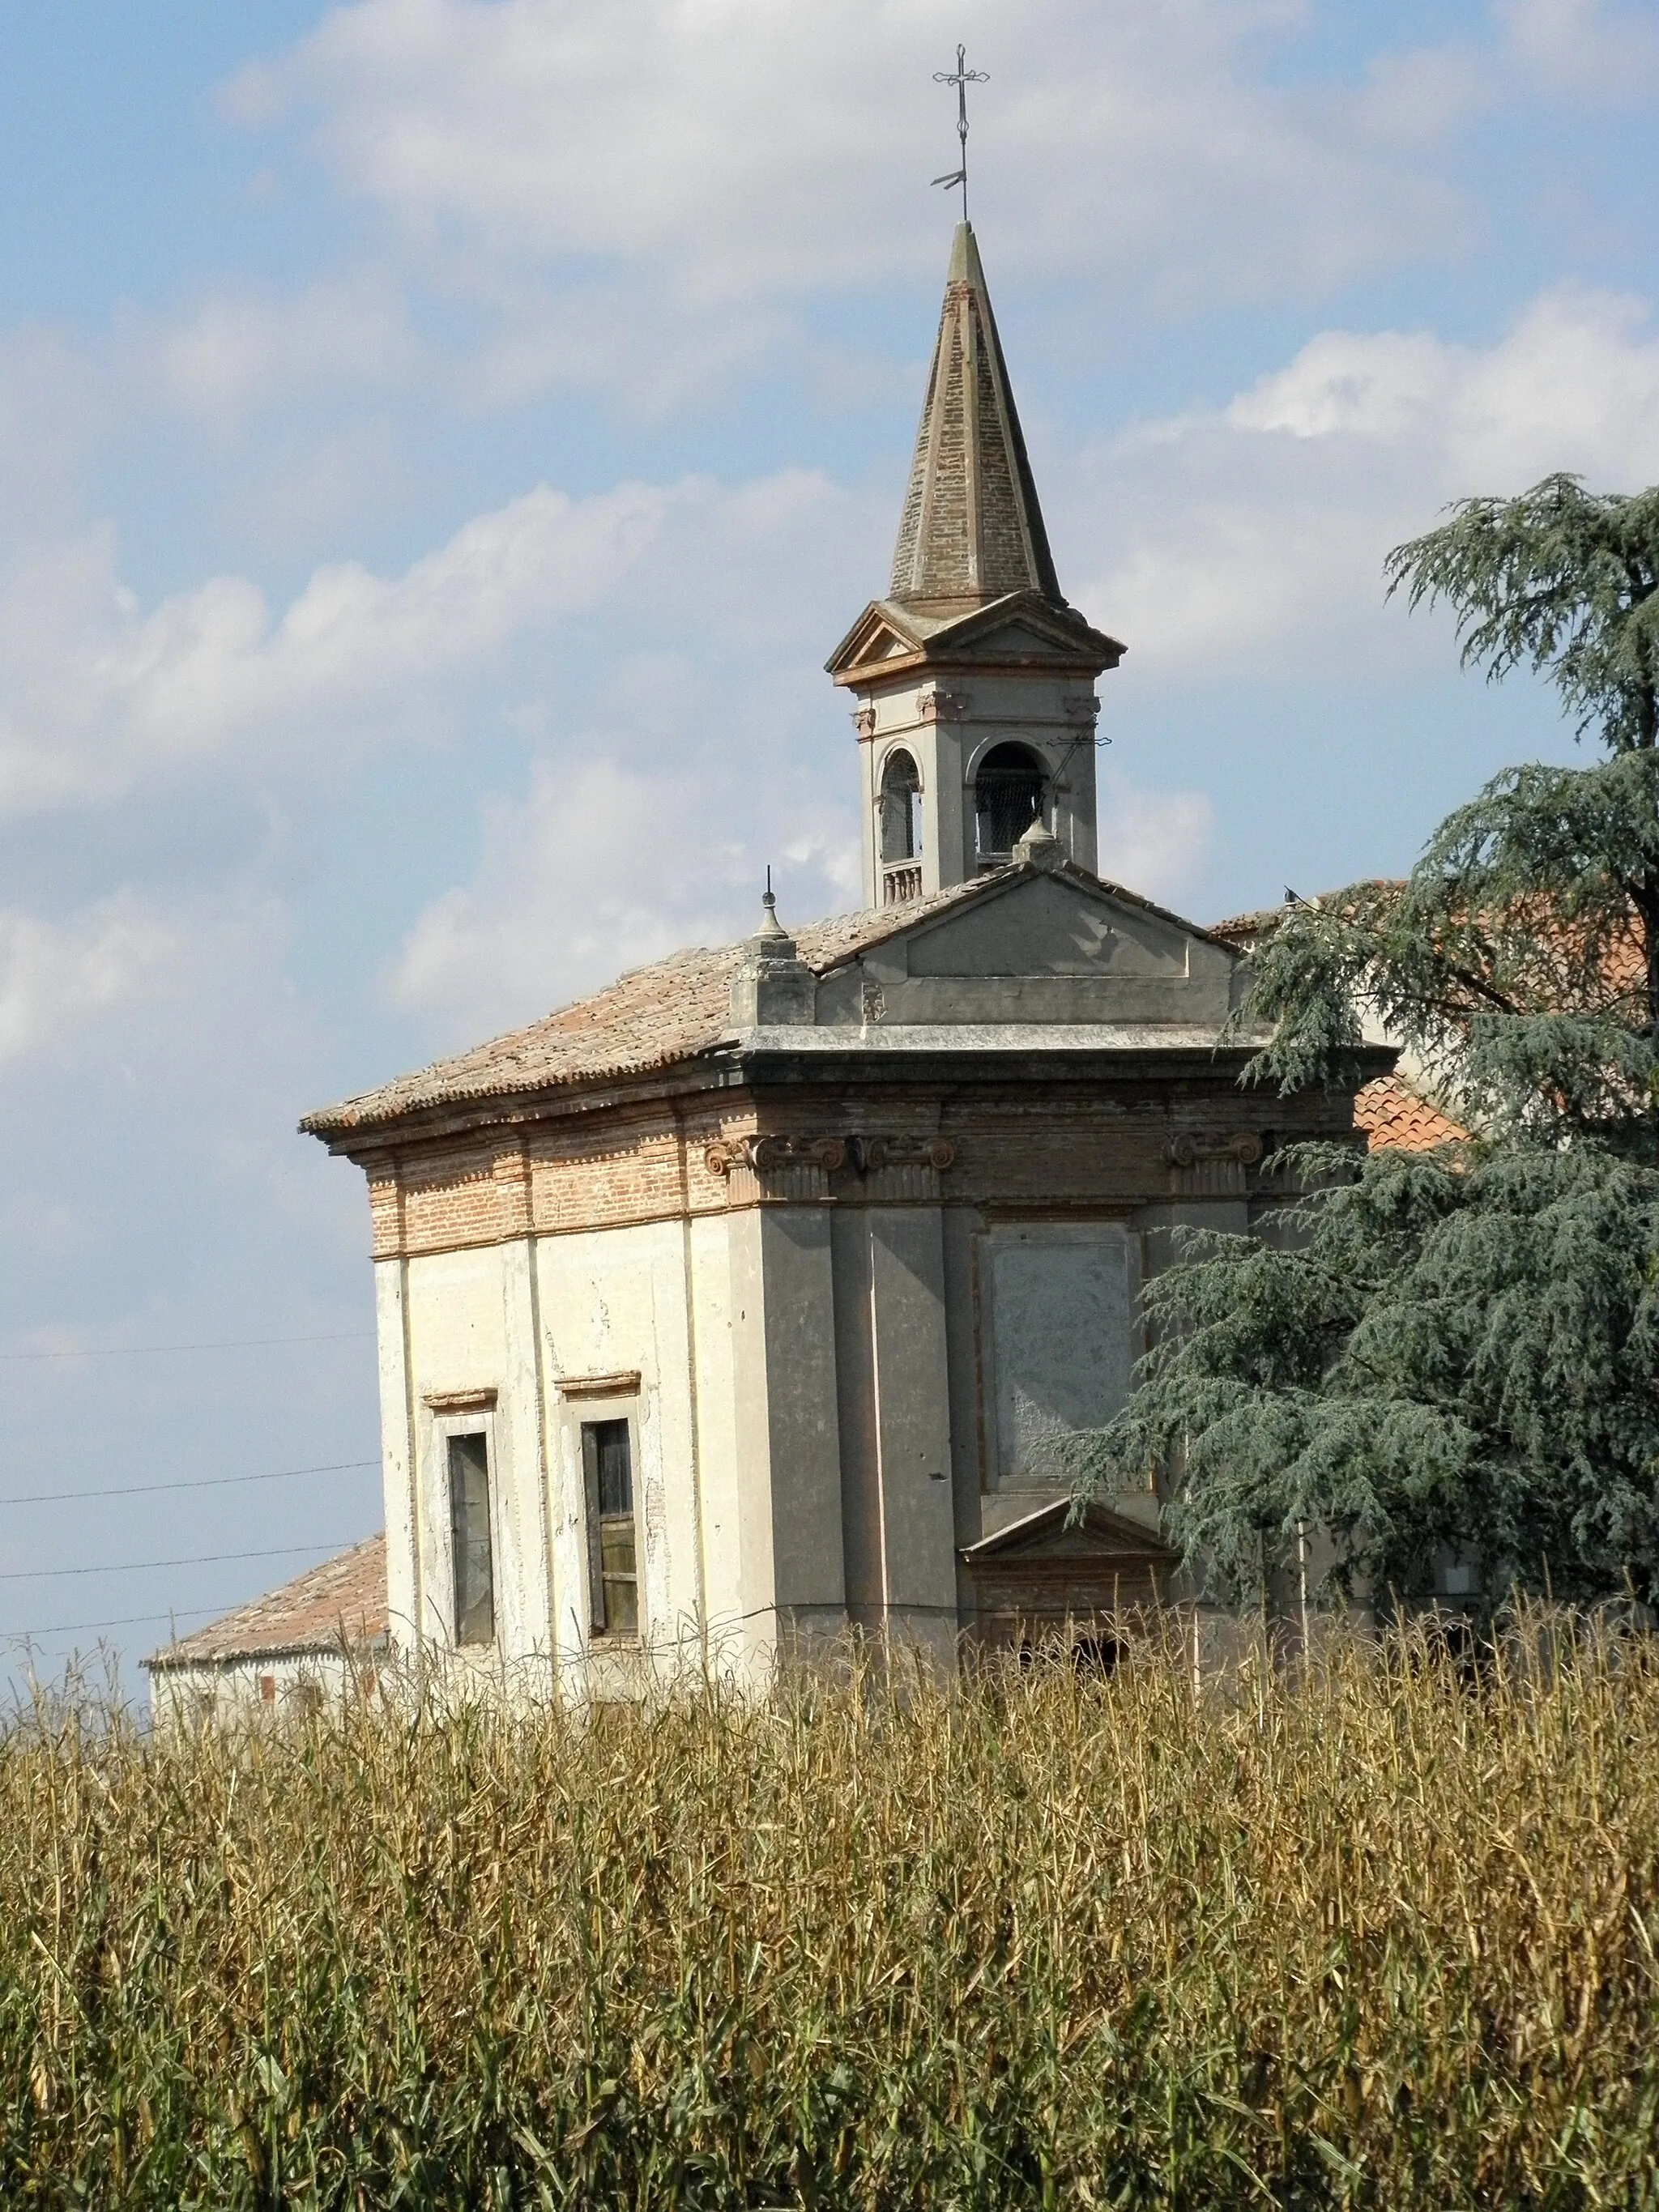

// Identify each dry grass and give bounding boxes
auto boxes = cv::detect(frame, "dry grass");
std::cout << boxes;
[4,1620,1659,2209]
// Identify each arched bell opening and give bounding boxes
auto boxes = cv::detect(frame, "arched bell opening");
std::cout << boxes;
[973,741,1047,867]
[879,748,923,861]
[877,748,924,905]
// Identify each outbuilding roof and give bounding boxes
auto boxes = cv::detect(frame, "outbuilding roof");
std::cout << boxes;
[1352,1074,1467,1154]
[143,1533,387,1671]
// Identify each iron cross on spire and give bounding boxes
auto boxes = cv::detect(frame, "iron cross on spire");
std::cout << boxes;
[932,43,988,222]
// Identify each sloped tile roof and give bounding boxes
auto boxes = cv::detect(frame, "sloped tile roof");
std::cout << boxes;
[1354,1075,1467,1153]
[301,875,1012,1139]
[305,859,1243,1142]
[1209,883,1407,945]
[144,1533,387,1669]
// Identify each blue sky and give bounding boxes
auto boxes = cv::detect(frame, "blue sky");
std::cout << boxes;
[4,0,1658,1696]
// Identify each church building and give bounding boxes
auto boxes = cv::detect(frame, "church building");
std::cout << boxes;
[149,224,1379,1707]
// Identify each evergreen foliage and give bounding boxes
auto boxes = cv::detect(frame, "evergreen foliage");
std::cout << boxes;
[1065,475,1659,1607]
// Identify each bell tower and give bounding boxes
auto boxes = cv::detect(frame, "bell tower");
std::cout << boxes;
[826,222,1124,910]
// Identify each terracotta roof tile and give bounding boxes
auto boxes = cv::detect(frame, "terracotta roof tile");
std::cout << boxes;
[301,876,1012,1139]
[1354,1075,1467,1154]
[304,862,1241,1142]
[144,1533,387,1669]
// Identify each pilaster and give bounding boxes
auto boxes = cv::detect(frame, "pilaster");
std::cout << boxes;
[725,1201,848,1669]
[373,1253,421,1660]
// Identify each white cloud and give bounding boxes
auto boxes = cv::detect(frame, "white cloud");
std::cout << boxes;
[0,462,859,820]
[139,271,416,430]
[227,0,1465,326]
[0,891,184,1066]
[1096,771,1215,911]
[386,748,857,1043]
[0,326,101,544]
[1354,41,1495,147]
[463,282,791,416]
[388,754,746,1036]
[1070,286,1659,680]
[1495,0,1659,96]
[246,419,403,541]
[0,480,677,816]
[1225,287,1659,484]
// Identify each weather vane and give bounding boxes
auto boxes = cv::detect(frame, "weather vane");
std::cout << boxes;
[932,43,988,222]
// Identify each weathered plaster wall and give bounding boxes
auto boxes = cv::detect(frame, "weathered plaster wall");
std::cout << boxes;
[357,1051,1358,1690]
[149,1650,372,1733]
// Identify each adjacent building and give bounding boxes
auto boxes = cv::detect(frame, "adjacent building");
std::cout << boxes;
[144,1534,387,1726]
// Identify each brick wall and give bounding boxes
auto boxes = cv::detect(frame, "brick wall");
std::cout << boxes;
[361,1074,1356,1263]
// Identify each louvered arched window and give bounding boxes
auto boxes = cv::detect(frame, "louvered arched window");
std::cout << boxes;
[974,744,1046,863]
[879,748,923,862]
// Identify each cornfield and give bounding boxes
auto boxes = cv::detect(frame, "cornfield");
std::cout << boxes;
[4,1621,1658,2208]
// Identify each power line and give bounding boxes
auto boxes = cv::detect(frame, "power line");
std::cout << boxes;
[4,1604,226,1642]
[0,1542,350,1584]
[0,1457,378,1510]
[0,1331,373,1362]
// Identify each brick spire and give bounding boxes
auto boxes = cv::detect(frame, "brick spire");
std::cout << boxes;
[889,222,1062,609]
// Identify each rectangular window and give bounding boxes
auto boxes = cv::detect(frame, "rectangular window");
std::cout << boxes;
[447,1430,496,1646]
[582,1417,638,1637]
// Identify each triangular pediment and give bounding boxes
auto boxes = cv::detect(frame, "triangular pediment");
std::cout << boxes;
[808,864,1241,1032]
[827,592,1123,687]
[913,869,1213,982]
[825,600,928,682]
[962,1498,1177,1569]
[851,863,1229,974]
[921,592,1124,668]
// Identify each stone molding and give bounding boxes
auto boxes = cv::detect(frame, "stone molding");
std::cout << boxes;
[1166,1127,1265,1199]
[847,1134,957,1174]
[556,1369,642,1401]
[917,686,970,723]
[704,1134,848,1178]
[1165,1129,1264,1170]
[702,1130,958,1207]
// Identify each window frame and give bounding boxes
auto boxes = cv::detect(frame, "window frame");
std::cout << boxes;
[579,1410,642,1643]
[441,1421,498,1649]
[971,740,1047,865]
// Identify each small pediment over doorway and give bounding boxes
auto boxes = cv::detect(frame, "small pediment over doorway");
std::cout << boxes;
[962,1498,1179,1664]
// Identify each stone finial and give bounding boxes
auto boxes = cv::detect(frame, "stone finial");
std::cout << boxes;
[730,872,816,1027]
[756,868,790,943]
[1014,815,1064,871]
